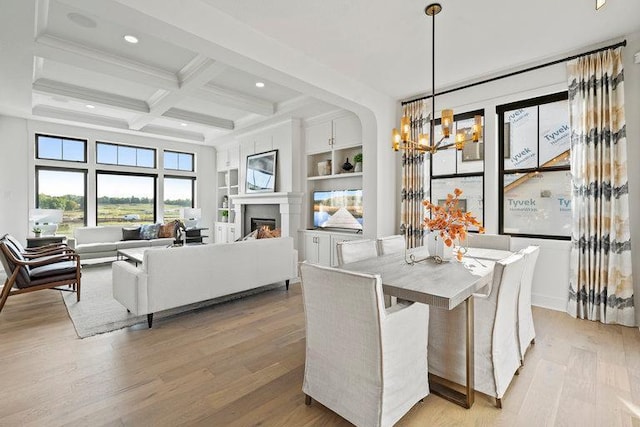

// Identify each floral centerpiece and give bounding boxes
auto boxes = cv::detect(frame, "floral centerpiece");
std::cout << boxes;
[423,188,485,261]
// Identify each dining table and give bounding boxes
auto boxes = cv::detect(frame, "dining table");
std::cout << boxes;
[340,245,513,409]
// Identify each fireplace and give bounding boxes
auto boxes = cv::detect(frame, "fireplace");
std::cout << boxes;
[251,218,276,232]
[230,192,304,239]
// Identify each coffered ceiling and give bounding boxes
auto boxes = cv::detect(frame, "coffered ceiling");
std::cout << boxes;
[1,0,639,146]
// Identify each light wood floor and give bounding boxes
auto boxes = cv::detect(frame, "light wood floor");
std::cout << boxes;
[1,278,639,427]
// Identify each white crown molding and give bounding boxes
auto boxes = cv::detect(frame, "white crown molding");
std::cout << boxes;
[163,108,234,130]
[33,105,129,129]
[33,78,149,112]
[303,108,355,126]
[34,34,179,89]
[198,82,274,116]
[33,57,44,82]
[34,0,49,39]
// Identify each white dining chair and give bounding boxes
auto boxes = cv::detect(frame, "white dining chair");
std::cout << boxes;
[336,239,378,266]
[299,261,430,427]
[464,233,511,251]
[517,245,540,363]
[376,235,406,256]
[428,252,525,408]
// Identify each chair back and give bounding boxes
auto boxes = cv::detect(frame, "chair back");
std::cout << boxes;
[299,261,385,394]
[490,252,526,395]
[376,235,405,256]
[5,235,27,253]
[336,239,378,266]
[464,233,511,250]
[0,239,31,288]
[517,246,540,356]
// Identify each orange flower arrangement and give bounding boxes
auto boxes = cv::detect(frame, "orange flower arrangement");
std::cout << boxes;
[423,188,485,260]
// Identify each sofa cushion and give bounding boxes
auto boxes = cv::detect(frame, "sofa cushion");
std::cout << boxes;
[158,222,177,238]
[75,242,117,253]
[116,240,151,250]
[75,226,123,245]
[140,224,160,240]
[149,238,176,247]
[122,227,141,241]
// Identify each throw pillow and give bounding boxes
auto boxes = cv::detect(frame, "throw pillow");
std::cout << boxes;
[122,227,141,241]
[158,221,176,238]
[139,223,161,240]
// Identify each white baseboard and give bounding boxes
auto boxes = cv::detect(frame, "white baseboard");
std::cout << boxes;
[532,293,567,312]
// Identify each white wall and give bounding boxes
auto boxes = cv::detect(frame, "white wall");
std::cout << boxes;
[0,116,217,241]
[402,36,640,317]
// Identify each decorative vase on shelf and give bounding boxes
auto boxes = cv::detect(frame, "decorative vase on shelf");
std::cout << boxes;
[426,231,453,261]
[342,157,353,172]
[354,162,362,172]
[317,160,331,176]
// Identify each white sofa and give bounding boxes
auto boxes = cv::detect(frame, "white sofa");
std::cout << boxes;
[112,237,298,327]
[67,226,175,259]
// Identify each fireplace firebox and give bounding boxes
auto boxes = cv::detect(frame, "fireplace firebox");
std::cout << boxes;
[251,218,276,232]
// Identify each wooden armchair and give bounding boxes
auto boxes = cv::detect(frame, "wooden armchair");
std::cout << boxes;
[0,237,81,314]
[2,234,74,258]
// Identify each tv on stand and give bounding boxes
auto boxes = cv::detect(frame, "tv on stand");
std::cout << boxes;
[313,189,363,232]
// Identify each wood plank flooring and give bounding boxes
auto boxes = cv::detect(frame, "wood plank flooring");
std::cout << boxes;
[1,276,639,426]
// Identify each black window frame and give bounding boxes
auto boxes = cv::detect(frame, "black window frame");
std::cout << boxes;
[35,166,89,231]
[95,170,158,225]
[429,109,486,230]
[497,91,571,240]
[163,175,196,220]
[96,141,156,169]
[35,133,87,163]
[164,150,195,172]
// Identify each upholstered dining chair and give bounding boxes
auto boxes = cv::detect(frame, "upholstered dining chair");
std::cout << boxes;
[464,233,511,251]
[335,239,378,266]
[517,246,540,363]
[375,235,406,256]
[0,237,81,313]
[428,252,525,408]
[299,261,430,427]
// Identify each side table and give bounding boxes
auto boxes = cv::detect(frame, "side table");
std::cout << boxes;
[26,235,66,248]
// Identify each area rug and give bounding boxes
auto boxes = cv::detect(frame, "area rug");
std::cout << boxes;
[62,263,282,338]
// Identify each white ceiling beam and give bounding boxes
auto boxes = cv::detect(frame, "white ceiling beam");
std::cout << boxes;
[163,108,234,130]
[33,78,149,112]
[33,105,129,129]
[195,83,275,116]
[141,125,205,142]
[34,0,50,39]
[129,55,228,130]
[34,34,179,89]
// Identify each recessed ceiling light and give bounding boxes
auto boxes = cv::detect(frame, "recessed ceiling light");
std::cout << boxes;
[596,0,606,10]
[124,35,139,44]
[255,82,265,88]
[180,123,188,127]
[67,12,97,28]
[85,104,95,109]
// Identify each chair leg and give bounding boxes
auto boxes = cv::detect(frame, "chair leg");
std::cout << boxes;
[531,338,535,345]
[495,398,502,409]
[147,313,154,328]
[305,394,312,405]
[286,279,290,291]
[0,270,19,313]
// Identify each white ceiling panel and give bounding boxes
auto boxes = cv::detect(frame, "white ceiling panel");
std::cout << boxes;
[46,0,198,74]
[174,97,249,122]
[33,92,140,122]
[211,67,301,103]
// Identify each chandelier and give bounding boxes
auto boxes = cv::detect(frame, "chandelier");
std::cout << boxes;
[392,3,482,154]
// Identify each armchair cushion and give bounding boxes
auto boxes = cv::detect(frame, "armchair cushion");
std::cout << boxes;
[29,261,78,279]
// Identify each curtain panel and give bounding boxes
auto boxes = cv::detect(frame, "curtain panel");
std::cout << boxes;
[566,47,635,326]
[400,100,427,248]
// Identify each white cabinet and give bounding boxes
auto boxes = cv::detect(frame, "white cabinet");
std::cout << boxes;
[217,146,240,170]
[215,222,238,243]
[301,230,362,267]
[305,113,361,153]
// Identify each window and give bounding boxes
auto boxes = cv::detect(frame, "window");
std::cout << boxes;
[164,150,194,171]
[428,110,485,229]
[36,167,87,237]
[97,172,156,225]
[497,92,570,239]
[96,142,155,168]
[36,134,86,162]
[163,177,194,221]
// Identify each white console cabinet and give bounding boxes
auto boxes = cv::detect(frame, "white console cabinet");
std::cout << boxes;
[301,230,363,267]
[215,222,238,244]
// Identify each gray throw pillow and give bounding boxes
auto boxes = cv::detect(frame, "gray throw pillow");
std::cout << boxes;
[122,227,141,241]
[139,224,160,240]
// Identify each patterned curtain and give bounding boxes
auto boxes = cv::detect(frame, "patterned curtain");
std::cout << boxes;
[566,47,635,326]
[400,99,427,248]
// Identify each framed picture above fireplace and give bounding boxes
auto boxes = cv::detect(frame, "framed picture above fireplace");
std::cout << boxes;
[246,150,277,193]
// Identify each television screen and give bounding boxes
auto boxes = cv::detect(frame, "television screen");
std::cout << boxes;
[313,190,363,230]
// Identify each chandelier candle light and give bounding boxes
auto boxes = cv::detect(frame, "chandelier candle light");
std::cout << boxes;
[392,3,483,154]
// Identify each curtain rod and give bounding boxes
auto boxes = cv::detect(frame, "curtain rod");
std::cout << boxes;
[401,39,627,105]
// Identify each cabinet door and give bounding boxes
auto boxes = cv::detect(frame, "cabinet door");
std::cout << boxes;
[228,145,240,169]
[305,121,332,153]
[227,224,237,243]
[215,223,227,243]
[330,234,363,267]
[332,115,362,148]
[317,233,332,266]
[303,234,320,263]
